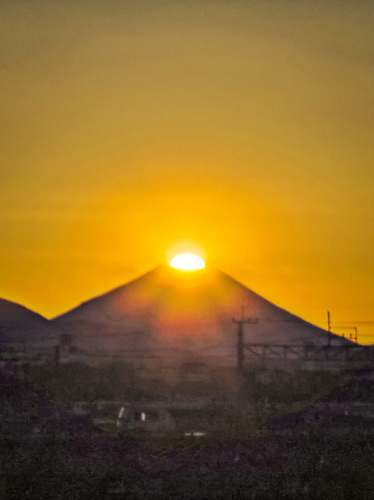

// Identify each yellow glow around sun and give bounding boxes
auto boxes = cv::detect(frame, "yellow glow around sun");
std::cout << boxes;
[170,253,205,271]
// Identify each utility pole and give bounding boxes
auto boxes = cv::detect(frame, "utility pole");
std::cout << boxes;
[232,307,258,375]
[327,311,331,347]
[327,311,358,344]
[232,307,258,410]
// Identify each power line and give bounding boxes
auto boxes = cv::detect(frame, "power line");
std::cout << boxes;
[334,321,374,325]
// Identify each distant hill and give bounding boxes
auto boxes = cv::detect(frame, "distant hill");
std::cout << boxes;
[53,266,351,366]
[0,298,57,345]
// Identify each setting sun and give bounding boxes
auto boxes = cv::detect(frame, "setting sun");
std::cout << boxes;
[170,253,205,271]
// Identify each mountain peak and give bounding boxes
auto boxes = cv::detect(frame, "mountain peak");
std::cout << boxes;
[53,266,350,361]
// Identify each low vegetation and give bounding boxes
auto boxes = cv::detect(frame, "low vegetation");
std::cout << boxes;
[2,364,374,498]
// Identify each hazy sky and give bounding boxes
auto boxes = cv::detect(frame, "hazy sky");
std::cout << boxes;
[1,1,373,342]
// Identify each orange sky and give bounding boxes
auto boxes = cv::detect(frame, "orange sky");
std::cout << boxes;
[1,1,373,343]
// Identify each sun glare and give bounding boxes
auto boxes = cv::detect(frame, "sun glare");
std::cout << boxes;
[170,253,205,271]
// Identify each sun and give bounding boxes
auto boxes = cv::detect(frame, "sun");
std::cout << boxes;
[170,253,205,271]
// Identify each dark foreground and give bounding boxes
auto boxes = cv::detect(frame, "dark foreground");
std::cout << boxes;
[1,370,374,499]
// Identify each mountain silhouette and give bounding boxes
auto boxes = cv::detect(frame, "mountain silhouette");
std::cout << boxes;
[0,298,57,346]
[53,266,350,367]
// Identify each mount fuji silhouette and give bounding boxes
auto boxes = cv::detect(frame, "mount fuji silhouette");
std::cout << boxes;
[53,266,350,367]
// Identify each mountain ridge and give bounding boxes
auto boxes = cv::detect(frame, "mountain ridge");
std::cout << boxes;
[0,267,353,366]
[0,297,56,344]
[51,266,351,365]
